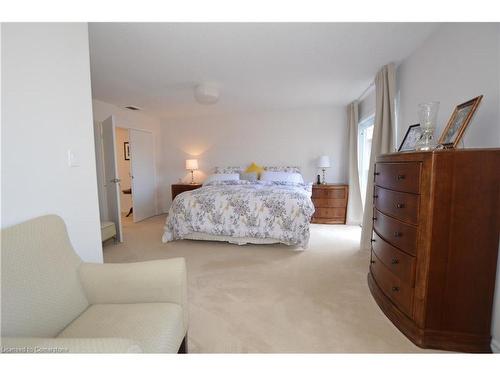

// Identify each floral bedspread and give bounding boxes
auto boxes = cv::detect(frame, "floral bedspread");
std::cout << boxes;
[162,180,315,247]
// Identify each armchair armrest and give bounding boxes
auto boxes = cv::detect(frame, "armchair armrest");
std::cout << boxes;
[79,258,188,330]
[1,337,142,353]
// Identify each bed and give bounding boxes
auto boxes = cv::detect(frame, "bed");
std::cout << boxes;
[162,175,315,248]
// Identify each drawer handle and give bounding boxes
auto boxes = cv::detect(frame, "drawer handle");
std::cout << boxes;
[396,203,405,209]
[370,239,376,242]
[374,172,380,176]
[391,286,400,292]
[391,258,399,264]
[394,231,402,237]
[370,260,376,264]
[373,195,378,199]
[396,174,406,180]
[373,217,377,221]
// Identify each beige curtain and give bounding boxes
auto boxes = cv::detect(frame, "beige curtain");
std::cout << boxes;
[360,63,396,250]
[346,101,363,225]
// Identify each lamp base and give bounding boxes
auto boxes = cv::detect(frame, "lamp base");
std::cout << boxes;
[321,169,327,184]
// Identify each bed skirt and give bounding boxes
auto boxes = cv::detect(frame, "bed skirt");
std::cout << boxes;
[181,232,281,245]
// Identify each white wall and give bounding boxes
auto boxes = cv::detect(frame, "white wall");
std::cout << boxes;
[91,99,162,220]
[1,23,102,263]
[397,23,500,148]
[397,23,500,352]
[160,106,347,211]
[115,127,132,213]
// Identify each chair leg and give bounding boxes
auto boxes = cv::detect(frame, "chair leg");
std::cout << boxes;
[178,334,188,354]
[126,207,133,217]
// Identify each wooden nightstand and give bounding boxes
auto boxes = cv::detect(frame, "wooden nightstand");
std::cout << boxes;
[311,184,348,224]
[171,184,202,201]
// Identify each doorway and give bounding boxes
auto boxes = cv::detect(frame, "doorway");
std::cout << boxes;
[97,115,157,245]
[115,127,133,222]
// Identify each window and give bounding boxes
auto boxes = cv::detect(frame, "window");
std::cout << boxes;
[358,115,374,207]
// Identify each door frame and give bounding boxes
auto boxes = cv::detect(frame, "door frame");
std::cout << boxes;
[100,115,124,242]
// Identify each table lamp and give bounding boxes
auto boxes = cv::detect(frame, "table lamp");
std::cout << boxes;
[317,155,330,185]
[185,159,199,184]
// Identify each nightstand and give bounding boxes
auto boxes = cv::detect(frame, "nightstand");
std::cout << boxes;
[311,184,349,224]
[171,184,202,201]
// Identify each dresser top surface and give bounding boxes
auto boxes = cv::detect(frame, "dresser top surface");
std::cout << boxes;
[172,183,202,188]
[377,148,500,163]
[312,183,348,189]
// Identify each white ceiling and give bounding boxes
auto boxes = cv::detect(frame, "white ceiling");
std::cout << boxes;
[88,23,439,119]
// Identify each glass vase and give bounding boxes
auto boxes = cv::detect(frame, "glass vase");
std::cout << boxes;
[416,101,440,151]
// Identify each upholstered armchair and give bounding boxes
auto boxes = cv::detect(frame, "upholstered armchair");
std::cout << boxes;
[1,215,188,353]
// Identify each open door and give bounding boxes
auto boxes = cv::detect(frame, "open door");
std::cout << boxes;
[101,116,123,242]
[129,129,156,222]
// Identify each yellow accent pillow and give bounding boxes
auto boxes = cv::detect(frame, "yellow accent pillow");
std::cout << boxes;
[245,162,264,177]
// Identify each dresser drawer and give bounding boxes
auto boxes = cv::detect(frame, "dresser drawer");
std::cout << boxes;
[374,186,419,225]
[312,198,346,208]
[370,252,414,318]
[375,162,421,194]
[314,207,346,219]
[373,209,417,255]
[372,230,415,286]
[312,187,346,199]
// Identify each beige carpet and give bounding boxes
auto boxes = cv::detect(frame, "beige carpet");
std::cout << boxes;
[104,214,434,353]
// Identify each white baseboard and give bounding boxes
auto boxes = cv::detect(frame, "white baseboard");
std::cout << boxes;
[491,338,500,353]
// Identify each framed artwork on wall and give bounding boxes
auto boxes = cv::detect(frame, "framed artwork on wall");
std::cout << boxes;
[438,95,483,148]
[124,142,130,160]
[398,124,422,152]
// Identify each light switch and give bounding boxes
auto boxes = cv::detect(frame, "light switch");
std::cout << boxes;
[68,149,80,167]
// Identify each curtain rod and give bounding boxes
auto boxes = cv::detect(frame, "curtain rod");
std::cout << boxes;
[356,81,375,102]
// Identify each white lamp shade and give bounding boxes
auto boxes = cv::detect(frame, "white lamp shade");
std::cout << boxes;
[185,159,199,170]
[317,155,331,168]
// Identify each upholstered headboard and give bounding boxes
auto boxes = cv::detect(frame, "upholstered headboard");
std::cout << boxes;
[213,165,301,174]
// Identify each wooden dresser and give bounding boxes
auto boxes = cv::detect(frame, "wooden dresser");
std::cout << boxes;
[367,149,499,352]
[171,184,202,201]
[311,184,348,224]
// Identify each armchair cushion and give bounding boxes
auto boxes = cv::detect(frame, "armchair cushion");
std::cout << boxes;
[79,258,188,331]
[57,303,185,353]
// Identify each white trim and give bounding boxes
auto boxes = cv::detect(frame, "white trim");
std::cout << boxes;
[356,81,375,102]
[491,338,500,353]
[358,114,375,131]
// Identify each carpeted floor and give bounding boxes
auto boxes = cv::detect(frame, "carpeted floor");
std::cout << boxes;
[103,214,435,353]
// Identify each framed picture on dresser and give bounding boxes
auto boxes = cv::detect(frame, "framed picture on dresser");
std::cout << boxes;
[438,95,483,148]
[398,124,422,152]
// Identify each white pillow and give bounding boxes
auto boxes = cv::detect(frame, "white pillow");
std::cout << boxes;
[203,173,240,185]
[260,171,304,184]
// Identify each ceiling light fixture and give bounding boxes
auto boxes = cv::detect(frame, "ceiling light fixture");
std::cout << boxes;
[124,105,141,111]
[194,83,220,105]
